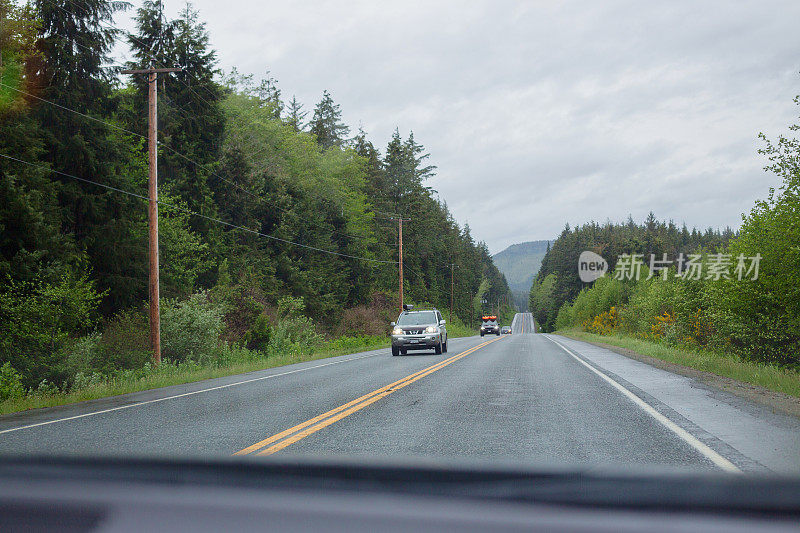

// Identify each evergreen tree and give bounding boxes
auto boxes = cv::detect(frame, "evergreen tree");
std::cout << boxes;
[162,3,224,230]
[127,0,174,71]
[31,0,144,312]
[532,215,735,331]
[383,129,407,212]
[2,0,51,277]
[256,74,282,119]
[0,0,40,106]
[285,95,306,132]
[404,131,436,187]
[353,126,388,208]
[309,90,349,150]
[125,0,175,139]
[34,0,126,194]
[382,129,437,213]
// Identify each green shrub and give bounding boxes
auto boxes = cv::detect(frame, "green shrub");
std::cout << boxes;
[0,362,25,402]
[702,166,800,365]
[60,310,151,386]
[0,268,103,387]
[100,309,151,370]
[554,301,574,330]
[161,291,224,363]
[570,277,625,328]
[445,315,474,338]
[32,379,59,397]
[71,371,105,391]
[277,295,306,319]
[323,335,385,352]
[529,273,558,331]
[213,342,263,366]
[60,332,104,380]
[244,313,271,351]
[268,316,320,355]
[619,277,678,336]
[267,296,321,355]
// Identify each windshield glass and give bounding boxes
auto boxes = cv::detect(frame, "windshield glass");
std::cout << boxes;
[397,312,437,325]
[1,0,799,505]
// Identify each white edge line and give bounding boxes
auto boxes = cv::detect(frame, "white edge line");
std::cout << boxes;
[543,334,741,473]
[0,351,385,435]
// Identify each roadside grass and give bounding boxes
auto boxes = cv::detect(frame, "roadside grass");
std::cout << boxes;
[557,328,800,398]
[446,316,477,338]
[0,336,389,416]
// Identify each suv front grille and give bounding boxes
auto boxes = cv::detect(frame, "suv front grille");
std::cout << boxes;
[403,329,424,335]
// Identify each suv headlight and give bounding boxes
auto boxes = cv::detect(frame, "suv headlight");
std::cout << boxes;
[425,326,438,333]
[392,328,403,336]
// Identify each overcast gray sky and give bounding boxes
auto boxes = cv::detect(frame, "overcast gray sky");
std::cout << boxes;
[116,0,800,254]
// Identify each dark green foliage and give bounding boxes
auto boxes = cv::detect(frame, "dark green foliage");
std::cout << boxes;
[529,273,558,331]
[0,267,104,387]
[60,309,150,381]
[96,309,151,370]
[0,362,25,401]
[244,313,271,352]
[127,1,225,235]
[705,102,800,365]
[308,90,349,150]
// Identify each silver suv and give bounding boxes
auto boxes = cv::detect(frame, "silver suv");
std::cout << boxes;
[390,307,448,356]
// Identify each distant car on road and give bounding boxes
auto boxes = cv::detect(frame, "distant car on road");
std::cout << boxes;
[480,316,501,337]
[501,326,512,335]
[390,305,448,356]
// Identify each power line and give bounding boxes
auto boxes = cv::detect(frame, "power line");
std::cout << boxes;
[78,0,397,244]
[37,0,216,131]
[0,81,146,140]
[0,153,398,265]
[100,7,401,235]
[28,0,400,246]
[0,80,393,247]
[39,0,239,162]
[55,0,221,110]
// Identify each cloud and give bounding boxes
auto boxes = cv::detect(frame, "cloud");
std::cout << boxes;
[116,0,800,253]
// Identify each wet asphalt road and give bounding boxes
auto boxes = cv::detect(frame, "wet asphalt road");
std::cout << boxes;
[1,313,798,473]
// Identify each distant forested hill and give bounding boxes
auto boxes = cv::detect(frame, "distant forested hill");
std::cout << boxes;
[492,240,553,310]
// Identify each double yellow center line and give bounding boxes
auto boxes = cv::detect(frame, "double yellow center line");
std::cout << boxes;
[235,336,504,456]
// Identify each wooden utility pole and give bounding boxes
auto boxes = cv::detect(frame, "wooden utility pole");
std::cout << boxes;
[121,66,182,365]
[398,218,404,312]
[394,217,411,312]
[449,263,454,324]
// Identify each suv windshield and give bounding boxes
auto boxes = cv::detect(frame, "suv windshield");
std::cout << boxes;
[2,0,799,515]
[397,312,437,326]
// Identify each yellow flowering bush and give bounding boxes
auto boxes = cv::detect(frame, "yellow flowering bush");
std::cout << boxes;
[651,310,676,338]
[584,306,620,336]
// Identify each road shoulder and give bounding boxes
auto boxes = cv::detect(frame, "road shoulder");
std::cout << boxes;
[557,332,800,420]
[0,346,390,430]
[546,334,800,474]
